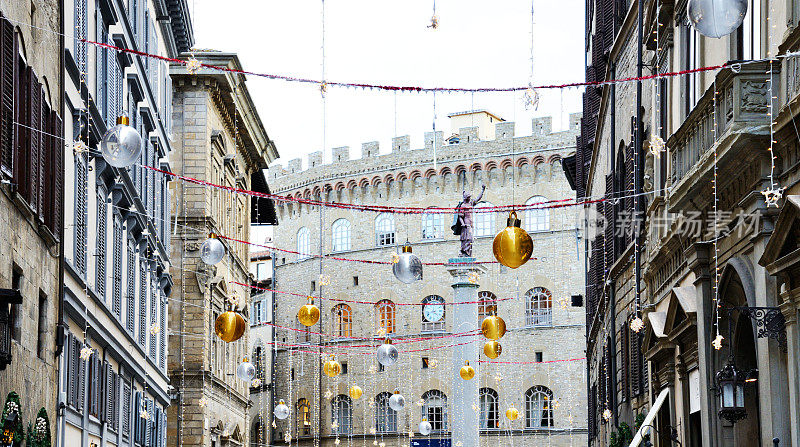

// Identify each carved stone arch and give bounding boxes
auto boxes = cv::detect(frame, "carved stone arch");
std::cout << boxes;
[438,166,453,177]
[396,172,408,182]
[346,179,358,190]
[383,173,395,184]
[303,189,311,199]
[454,165,467,176]
[469,162,482,172]
[720,256,757,309]
[334,181,346,192]
[409,170,423,181]
[311,186,322,198]
[547,154,563,164]
[371,175,382,187]
[515,157,529,168]
[530,155,546,166]
[424,168,437,179]
[499,159,513,170]
[358,178,370,188]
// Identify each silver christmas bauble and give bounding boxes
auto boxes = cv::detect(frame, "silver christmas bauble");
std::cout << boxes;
[101,117,143,168]
[274,400,290,420]
[419,420,432,435]
[376,342,398,366]
[236,360,256,381]
[200,237,225,265]
[687,0,748,38]
[392,246,423,284]
[389,393,405,411]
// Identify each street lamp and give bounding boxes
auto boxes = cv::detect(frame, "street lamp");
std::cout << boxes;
[716,362,748,423]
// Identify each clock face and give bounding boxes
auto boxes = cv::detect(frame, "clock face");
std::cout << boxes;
[423,303,445,322]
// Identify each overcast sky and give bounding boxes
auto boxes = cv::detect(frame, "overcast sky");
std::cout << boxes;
[192,0,584,170]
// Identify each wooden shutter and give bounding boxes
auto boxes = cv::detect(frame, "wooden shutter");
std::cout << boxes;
[126,239,136,335]
[598,349,607,414]
[122,380,131,437]
[159,295,166,369]
[0,17,14,177]
[621,321,630,401]
[604,174,616,267]
[113,213,123,318]
[149,276,157,360]
[139,257,147,347]
[75,0,88,74]
[96,7,106,122]
[96,186,108,298]
[49,112,64,239]
[74,151,89,276]
[27,74,41,214]
[145,398,152,446]
[588,384,596,440]
[13,62,29,200]
[66,333,75,408]
[629,321,643,397]
[133,391,142,444]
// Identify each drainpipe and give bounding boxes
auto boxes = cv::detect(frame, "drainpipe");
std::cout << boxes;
[270,248,277,447]
[56,0,67,445]
[609,61,619,429]
[633,0,644,391]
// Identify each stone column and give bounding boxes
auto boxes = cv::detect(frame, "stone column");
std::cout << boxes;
[446,258,487,447]
[685,242,718,447]
[780,290,800,447]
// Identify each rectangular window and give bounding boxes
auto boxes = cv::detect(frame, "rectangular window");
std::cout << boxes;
[421,213,444,240]
[353,276,358,286]
[37,291,46,359]
[535,352,543,363]
[571,295,583,307]
[10,267,22,342]
[422,357,429,369]
[341,362,347,374]
[310,281,316,292]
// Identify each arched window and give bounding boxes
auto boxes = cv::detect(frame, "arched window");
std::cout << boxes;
[479,388,499,429]
[421,295,445,332]
[251,416,265,446]
[331,395,352,435]
[525,386,554,428]
[474,202,495,237]
[477,291,497,326]
[375,213,395,246]
[375,392,397,433]
[253,345,263,378]
[297,227,310,260]
[296,398,311,436]
[422,390,447,432]
[331,304,352,338]
[375,300,396,334]
[525,287,553,327]
[421,211,444,240]
[332,219,351,252]
[525,196,550,232]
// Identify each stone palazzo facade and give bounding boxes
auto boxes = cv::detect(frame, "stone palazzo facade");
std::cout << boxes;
[266,111,587,447]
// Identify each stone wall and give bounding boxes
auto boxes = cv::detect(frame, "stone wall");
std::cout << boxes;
[268,115,588,446]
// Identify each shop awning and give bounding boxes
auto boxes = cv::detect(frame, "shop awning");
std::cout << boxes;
[629,387,670,447]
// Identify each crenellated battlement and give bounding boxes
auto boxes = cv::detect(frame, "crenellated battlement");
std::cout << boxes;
[269,113,581,196]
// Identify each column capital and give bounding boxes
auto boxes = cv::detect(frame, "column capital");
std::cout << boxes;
[446,258,489,288]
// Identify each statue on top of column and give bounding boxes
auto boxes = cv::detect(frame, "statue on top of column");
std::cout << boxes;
[451,184,485,257]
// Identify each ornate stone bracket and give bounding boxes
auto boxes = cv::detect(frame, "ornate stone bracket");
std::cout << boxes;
[735,306,787,349]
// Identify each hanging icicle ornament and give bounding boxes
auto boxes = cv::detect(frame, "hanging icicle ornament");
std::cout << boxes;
[236,357,256,382]
[324,355,342,378]
[493,211,533,269]
[214,310,246,342]
[274,400,290,420]
[648,135,666,156]
[483,340,502,359]
[80,346,94,361]
[186,56,202,75]
[376,339,399,366]
[392,243,423,284]
[389,390,406,411]
[200,234,225,265]
[505,407,520,421]
[761,187,785,207]
[100,114,143,168]
[459,361,475,381]
[603,408,612,421]
[481,312,507,340]
[687,0,748,38]
[712,334,724,351]
[297,297,320,327]
[630,316,645,333]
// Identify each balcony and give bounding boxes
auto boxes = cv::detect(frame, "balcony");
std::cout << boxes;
[668,61,778,211]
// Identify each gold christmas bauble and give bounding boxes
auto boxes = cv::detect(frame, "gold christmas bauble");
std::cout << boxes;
[483,340,502,359]
[214,311,246,342]
[481,314,507,340]
[459,361,475,380]
[492,211,533,269]
[298,302,320,327]
[324,357,342,378]
[349,385,363,400]
[506,407,520,421]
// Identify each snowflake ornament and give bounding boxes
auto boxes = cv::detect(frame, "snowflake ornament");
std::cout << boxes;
[320,81,328,97]
[72,140,89,155]
[649,136,666,157]
[149,324,160,336]
[494,375,504,384]
[390,253,400,264]
[369,427,377,434]
[80,346,94,361]
[331,421,339,430]
[602,408,612,421]
[140,408,149,420]
[523,83,540,111]
[428,15,439,29]
[630,316,645,333]
[251,378,262,387]
[335,439,341,445]
[198,396,208,408]
[186,57,202,75]
[762,187,786,208]
[712,334,724,351]
[319,274,331,286]
[376,328,387,338]
[324,389,333,400]
[272,420,277,428]
[416,399,425,407]
[468,272,480,284]
[284,433,292,443]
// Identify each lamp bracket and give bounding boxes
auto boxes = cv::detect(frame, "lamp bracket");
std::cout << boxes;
[734,306,786,349]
